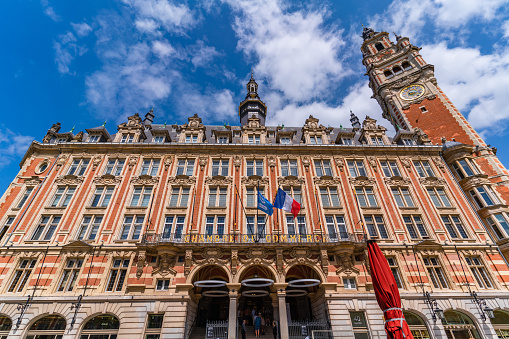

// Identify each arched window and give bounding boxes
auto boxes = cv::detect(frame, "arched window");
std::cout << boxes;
[80,314,119,339]
[393,66,403,75]
[375,42,384,51]
[491,310,509,338]
[402,61,412,70]
[26,315,66,339]
[403,311,429,339]
[384,70,394,79]
[0,316,12,339]
[442,310,480,339]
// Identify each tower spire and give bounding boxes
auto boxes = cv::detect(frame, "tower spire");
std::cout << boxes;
[350,110,361,129]
[239,72,267,126]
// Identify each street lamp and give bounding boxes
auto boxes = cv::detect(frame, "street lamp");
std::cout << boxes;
[471,291,495,320]
[424,292,445,322]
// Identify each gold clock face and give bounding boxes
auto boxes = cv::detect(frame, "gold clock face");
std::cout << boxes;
[399,84,425,100]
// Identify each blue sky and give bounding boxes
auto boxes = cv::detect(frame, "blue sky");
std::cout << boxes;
[0,0,508,193]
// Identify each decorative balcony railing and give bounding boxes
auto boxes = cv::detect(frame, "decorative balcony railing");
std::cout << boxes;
[141,232,365,245]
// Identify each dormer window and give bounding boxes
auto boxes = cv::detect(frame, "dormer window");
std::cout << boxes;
[371,137,384,145]
[248,135,260,144]
[375,42,384,51]
[280,137,291,144]
[185,134,198,143]
[88,135,101,143]
[121,134,134,143]
[153,136,165,143]
[402,138,415,145]
[341,137,353,145]
[217,136,229,144]
[310,136,323,144]
[56,138,68,143]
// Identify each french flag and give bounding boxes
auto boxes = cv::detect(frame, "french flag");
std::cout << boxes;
[274,188,301,218]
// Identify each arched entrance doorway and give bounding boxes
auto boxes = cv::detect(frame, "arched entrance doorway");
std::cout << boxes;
[285,265,323,322]
[491,310,509,338]
[0,315,11,339]
[442,310,480,339]
[79,314,119,338]
[193,265,230,327]
[25,315,66,339]
[403,311,430,339]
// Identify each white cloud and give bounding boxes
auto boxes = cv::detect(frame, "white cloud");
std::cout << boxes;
[53,31,88,74]
[503,20,509,38]
[41,0,61,22]
[190,41,222,68]
[0,128,33,168]
[152,40,175,58]
[71,22,93,37]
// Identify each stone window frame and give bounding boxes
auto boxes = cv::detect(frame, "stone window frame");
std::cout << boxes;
[426,186,453,208]
[379,159,401,177]
[30,214,61,242]
[144,313,165,338]
[363,215,389,239]
[15,186,35,209]
[413,159,435,178]
[285,215,308,236]
[168,186,191,208]
[486,213,509,240]
[422,255,450,290]
[205,215,226,235]
[319,186,341,208]
[0,216,15,243]
[49,185,76,208]
[67,158,90,176]
[386,256,404,289]
[246,214,266,237]
[105,258,131,292]
[87,134,101,143]
[175,158,195,177]
[119,215,145,241]
[280,158,299,177]
[55,257,84,293]
[468,185,501,209]
[6,258,38,293]
[120,133,135,143]
[89,186,115,208]
[391,186,415,208]
[347,159,368,177]
[103,158,125,176]
[355,187,378,208]
[245,158,264,177]
[162,215,186,240]
[464,256,494,289]
[313,159,333,177]
[324,214,348,241]
[402,215,429,240]
[441,215,470,240]
[452,157,479,180]
[140,158,161,177]
[211,158,230,177]
[76,215,103,241]
[129,185,154,208]
[207,186,228,208]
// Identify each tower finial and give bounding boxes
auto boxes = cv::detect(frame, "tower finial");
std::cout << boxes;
[393,32,402,41]
[251,68,254,79]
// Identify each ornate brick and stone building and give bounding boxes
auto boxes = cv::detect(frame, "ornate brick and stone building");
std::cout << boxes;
[1,30,509,339]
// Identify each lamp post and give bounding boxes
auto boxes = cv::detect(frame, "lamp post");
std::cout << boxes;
[423,292,445,322]
[471,291,495,321]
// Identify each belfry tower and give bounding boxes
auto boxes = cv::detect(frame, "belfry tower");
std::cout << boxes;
[239,72,267,126]
[361,26,509,260]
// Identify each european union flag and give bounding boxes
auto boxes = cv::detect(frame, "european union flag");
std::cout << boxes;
[257,188,274,216]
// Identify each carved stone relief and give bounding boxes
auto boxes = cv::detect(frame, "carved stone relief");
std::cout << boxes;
[241,176,269,186]
[93,175,122,185]
[164,155,174,169]
[152,253,177,276]
[205,176,233,186]
[334,158,344,171]
[131,176,160,185]
[277,176,305,186]
[383,176,411,186]
[348,177,376,186]
[168,176,196,185]
[55,175,84,185]
[418,177,446,186]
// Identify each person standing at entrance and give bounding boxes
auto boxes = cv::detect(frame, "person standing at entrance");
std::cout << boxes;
[241,320,247,339]
[272,321,278,339]
[254,313,262,337]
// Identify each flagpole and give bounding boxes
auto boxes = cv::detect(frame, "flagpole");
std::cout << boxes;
[352,187,368,241]
[235,184,254,237]
[256,181,259,240]
[190,186,197,232]
[314,187,324,242]
[234,185,238,241]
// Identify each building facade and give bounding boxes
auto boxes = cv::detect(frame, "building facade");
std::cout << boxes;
[0,31,509,339]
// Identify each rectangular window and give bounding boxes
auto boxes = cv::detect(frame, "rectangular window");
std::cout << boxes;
[140,159,160,176]
[88,135,100,142]
[392,187,414,207]
[77,216,103,241]
[427,188,452,207]
[205,215,226,236]
[68,158,89,176]
[121,134,134,143]
[356,187,377,207]
[402,138,415,145]
[280,136,291,144]
[452,159,475,179]
[0,216,14,242]
[403,216,428,239]
[176,159,195,176]
[283,187,301,204]
[248,135,261,144]
[487,214,509,240]
[32,215,60,241]
[414,160,434,177]
[343,278,356,289]
[297,216,306,235]
[50,186,76,207]
[286,216,306,235]
[286,216,295,235]
[104,158,125,176]
[310,135,323,144]
[465,257,492,289]
[246,159,263,176]
[145,314,164,339]
[106,259,130,292]
[120,215,144,240]
[314,160,332,177]
[153,136,165,143]
[441,215,468,239]
[341,137,353,145]
[320,187,340,207]
[212,159,229,176]
[185,134,198,143]
[380,161,401,177]
[8,259,37,292]
[56,137,68,143]
[208,187,227,207]
[246,215,266,237]
[423,257,448,289]
[364,215,388,239]
[130,186,153,207]
[246,187,262,208]
[17,187,34,209]
[348,160,367,177]
[156,280,170,291]
[469,186,499,209]
[57,259,83,292]
[217,136,229,144]
[325,215,348,240]
[281,159,298,177]
[371,137,384,145]
[91,186,114,207]
[162,216,185,240]
[387,257,403,288]
[169,187,190,207]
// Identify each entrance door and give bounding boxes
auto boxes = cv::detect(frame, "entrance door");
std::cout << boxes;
[238,294,273,327]
[196,295,229,327]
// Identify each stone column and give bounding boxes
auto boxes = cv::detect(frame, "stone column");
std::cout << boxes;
[227,283,241,339]
[274,283,289,339]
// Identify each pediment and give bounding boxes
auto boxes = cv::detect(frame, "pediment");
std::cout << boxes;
[61,240,94,251]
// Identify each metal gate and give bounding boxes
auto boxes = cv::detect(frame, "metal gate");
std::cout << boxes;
[205,320,228,339]
[288,320,332,339]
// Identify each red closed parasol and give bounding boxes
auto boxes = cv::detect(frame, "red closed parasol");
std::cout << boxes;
[367,240,413,339]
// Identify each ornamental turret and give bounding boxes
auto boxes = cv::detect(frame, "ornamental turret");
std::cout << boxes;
[239,72,267,126]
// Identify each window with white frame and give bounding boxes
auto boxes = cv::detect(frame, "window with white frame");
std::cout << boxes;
[104,158,125,176]
[153,135,165,143]
[16,187,34,209]
[162,216,185,240]
[68,158,89,176]
[32,215,60,241]
[343,278,356,289]
[50,186,76,207]
[145,314,164,339]
[371,137,384,145]
[283,187,301,204]
[130,186,153,207]
[208,187,227,207]
[120,215,144,240]
[469,186,501,209]
[309,135,323,144]
[325,215,348,240]
[91,186,114,207]
[403,215,428,239]
[156,280,170,291]
[77,216,103,241]
[281,159,298,177]
[387,257,403,288]
[401,138,415,145]
[441,215,468,239]
[356,187,377,207]
[364,215,388,239]
[414,160,434,177]
[348,160,367,177]
[217,135,229,144]
[106,259,130,291]
[169,187,190,207]
[56,137,68,143]
[280,136,291,144]
[423,257,448,289]
[246,159,263,176]
[452,159,477,180]
[88,134,101,142]
[57,258,83,292]
[486,214,509,240]
[176,159,194,176]
[286,216,306,235]
[314,160,332,177]
[0,216,14,242]
[246,215,266,237]
[341,137,353,145]
[320,187,340,207]
[185,134,199,143]
[212,159,229,176]
[465,257,492,289]
[8,259,37,292]
[427,187,452,208]
[205,215,225,235]
[380,161,401,177]
[140,159,160,176]
[121,134,134,143]
[392,187,414,207]
[248,134,261,144]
